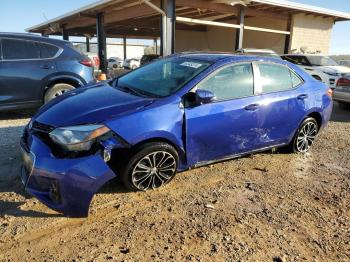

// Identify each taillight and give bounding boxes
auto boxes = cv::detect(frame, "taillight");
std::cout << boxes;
[327,88,333,98]
[337,77,350,86]
[80,58,93,67]
[93,57,100,68]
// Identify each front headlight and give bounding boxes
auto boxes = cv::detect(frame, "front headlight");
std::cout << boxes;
[49,125,110,152]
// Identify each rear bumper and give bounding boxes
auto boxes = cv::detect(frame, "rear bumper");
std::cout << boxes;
[20,133,117,217]
[333,88,350,104]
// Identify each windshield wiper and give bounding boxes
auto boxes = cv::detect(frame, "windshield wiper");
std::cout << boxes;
[117,85,148,97]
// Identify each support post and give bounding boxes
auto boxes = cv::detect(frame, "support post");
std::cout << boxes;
[284,15,292,54]
[97,13,107,74]
[160,0,165,56]
[165,0,176,55]
[62,26,69,41]
[123,36,127,60]
[154,38,158,54]
[86,37,90,52]
[235,6,245,51]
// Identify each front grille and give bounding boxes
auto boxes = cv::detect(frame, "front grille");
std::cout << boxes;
[330,78,335,85]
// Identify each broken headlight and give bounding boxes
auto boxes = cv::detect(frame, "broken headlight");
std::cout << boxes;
[49,125,110,152]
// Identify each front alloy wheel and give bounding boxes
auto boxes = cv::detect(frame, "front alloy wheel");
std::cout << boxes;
[293,118,318,153]
[132,151,176,190]
[120,142,179,191]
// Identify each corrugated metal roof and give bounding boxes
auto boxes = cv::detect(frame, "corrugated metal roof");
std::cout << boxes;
[252,0,350,20]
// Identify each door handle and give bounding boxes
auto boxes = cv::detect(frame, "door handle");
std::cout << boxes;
[245,104,259,111]
[297,94,308,100]
[40,65,50,69]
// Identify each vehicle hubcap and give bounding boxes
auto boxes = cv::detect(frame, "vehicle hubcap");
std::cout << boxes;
[54,89,70,97]
[296,122,318,152]
[132,151,176,191]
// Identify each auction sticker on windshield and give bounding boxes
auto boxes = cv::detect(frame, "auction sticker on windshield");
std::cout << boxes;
[180,62,203,69]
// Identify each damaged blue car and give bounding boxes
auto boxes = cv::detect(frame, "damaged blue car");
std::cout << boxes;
[20,53,333,217]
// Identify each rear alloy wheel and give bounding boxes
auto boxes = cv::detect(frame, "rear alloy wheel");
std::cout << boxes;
[121,142,178,191]
[44,83,75,103]
[292,118,319,153]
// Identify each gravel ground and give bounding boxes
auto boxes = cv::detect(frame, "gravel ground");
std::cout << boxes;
[0,103,349,261]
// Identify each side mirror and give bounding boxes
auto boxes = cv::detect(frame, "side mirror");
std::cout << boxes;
[195,89,215,104]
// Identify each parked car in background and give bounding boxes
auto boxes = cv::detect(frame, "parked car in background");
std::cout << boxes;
[333,75,350,109]
[21,53,333,217]
[140,54,161,66]
[282,54,350,88]
[338,60,350,68]
[0,33,95,111]
[123,58,140,70]
[84,52,100,75]
[108,57,123,69]
[236,49,328,84]
[235,48,281,59]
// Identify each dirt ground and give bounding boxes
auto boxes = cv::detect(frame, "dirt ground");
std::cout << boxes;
[0,103,349,262]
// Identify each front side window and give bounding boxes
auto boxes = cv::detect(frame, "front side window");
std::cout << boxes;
[2,39,40,60]
[117,57,211,97]
[258,63,303,93]
[197,63,254,100]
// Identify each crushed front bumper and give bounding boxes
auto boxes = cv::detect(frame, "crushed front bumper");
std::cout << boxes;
[20,130,119,218]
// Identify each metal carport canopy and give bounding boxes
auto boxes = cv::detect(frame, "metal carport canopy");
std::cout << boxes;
[25,0,350,72]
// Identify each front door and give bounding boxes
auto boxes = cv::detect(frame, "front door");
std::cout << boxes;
[185,62,262,166]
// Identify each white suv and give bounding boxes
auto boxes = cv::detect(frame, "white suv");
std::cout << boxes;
[282,54,350,88]
[235,49,329,85]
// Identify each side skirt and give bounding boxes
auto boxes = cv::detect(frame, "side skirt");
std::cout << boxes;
[192,143,287,169]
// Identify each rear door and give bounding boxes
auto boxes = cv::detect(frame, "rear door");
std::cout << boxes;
[252,61,305,147]
[0,38,57,106]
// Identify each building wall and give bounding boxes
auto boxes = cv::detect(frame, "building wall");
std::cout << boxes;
[243,16,287,54]
[175,16,288,54]
[290,14,334,54]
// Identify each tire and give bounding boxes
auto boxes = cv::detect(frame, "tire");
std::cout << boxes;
[44,83,75,103]
[339,102,350,110]
[112,64,118,69]
[120,142,179,191]
[290,117,319,153]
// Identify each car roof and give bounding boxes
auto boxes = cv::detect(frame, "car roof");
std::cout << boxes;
[0,32,70,47]
[283,54,329,57]
[175,52,284,64]
[237,48,277,54]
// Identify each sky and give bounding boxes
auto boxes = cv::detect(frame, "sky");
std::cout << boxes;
[0,0,349,54]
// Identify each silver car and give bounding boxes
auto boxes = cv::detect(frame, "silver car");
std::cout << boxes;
[333,75,350,110]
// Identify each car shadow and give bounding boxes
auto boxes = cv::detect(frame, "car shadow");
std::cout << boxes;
[0,109,37,120]
[331,102,350,123]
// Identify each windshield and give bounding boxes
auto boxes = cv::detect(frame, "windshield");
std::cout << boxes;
[117,57,211,97]
[307,56,338,66]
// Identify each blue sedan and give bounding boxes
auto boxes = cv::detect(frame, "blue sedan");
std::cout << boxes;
[20,53,333,217]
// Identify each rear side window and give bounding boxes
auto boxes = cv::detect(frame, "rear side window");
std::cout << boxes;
[2,39,40,60]
[291,71,303,87]
[38,43,59,58]
[197,63,254,100]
